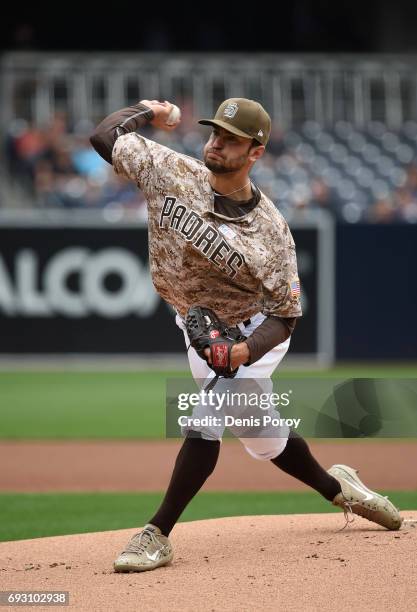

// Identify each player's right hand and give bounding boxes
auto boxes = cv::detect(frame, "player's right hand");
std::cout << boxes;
[140,100,180,131]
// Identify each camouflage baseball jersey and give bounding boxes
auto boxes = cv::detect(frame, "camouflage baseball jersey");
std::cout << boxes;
[112,133,302,325]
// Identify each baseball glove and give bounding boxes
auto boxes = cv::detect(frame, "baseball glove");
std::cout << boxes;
[185,306,246,378]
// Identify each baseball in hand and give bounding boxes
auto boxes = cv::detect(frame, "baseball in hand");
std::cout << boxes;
[166,104,181,126]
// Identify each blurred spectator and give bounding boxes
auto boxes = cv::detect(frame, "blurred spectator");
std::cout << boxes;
[393,164,417,223]
[6,119,47,192]
[368,198,397,223]
[309,178,343,218]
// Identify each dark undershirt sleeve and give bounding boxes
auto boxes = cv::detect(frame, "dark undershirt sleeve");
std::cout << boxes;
[244,316,297,365]
[89,103,155,164]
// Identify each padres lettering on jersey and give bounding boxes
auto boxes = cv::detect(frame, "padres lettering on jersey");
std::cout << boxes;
[112,133,302,324]
[159,197,244,279]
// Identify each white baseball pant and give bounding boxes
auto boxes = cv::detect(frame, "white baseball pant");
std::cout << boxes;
[176,313,291,460]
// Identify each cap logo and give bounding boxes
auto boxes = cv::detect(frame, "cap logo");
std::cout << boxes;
[223,102,239,119]
[257,129,264,137]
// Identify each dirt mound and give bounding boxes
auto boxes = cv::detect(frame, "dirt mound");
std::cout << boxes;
[1,513,416,611]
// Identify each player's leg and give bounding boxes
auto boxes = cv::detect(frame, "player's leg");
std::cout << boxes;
[234,328,402,529]
[148,432,220,535]
[149,318,224,529]
[113,432,220,573]
[229,351,342,501]
[270,430,341,500]
[114,319,222,572]
[145,319,229,532]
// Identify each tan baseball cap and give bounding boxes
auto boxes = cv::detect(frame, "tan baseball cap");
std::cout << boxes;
[198,98,271,146]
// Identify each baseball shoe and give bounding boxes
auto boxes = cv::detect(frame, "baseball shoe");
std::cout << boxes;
[113,524,173,572]
[328,464,403,530]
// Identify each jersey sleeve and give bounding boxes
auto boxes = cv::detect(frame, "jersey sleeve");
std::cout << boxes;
[260,232,303,318]
[112,133,176,194]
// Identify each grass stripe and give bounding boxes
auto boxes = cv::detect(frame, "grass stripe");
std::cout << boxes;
[0,490,415,542]
[1,368,416,439]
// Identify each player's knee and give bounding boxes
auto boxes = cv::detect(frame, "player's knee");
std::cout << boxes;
[242,437,288,461]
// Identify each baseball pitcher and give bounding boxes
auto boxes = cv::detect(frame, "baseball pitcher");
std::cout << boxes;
[90,97,402,573]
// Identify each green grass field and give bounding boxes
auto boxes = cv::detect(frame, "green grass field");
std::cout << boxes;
[1,366,416,439]
[1,366,415,542]
[1,490,416,542]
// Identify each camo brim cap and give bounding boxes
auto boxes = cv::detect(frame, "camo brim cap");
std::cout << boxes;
[199,98,271,146]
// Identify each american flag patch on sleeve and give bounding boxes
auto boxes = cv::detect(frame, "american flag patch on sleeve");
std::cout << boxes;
[289,278,301,299]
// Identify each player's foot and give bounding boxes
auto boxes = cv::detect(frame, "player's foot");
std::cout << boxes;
[113,524,173,572]
[328,464,403,530]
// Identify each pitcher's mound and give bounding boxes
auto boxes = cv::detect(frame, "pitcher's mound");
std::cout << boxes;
[1,512,416,611]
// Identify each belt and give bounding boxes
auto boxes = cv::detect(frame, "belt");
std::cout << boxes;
[180,312,252,328]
